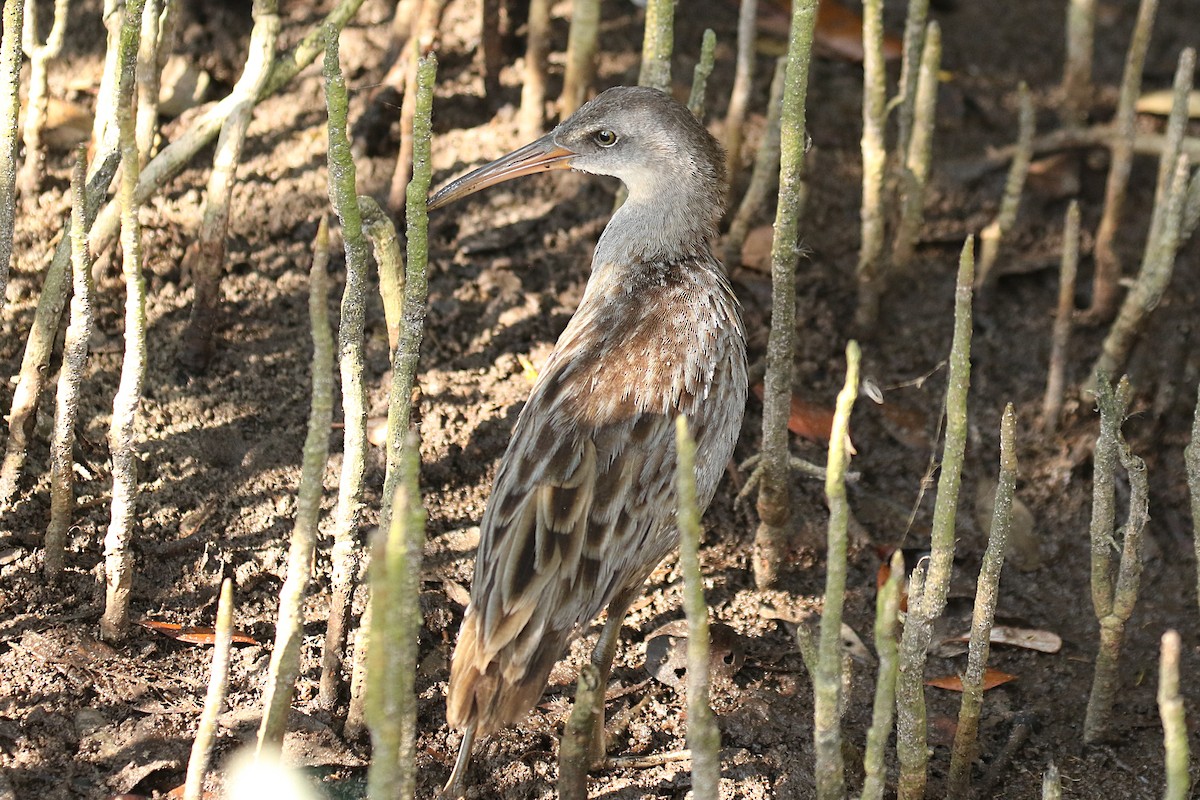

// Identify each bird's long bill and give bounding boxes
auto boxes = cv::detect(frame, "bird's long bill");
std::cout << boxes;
[428,134,576,210]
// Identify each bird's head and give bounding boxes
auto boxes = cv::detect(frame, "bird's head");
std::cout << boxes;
[428,86,726,217]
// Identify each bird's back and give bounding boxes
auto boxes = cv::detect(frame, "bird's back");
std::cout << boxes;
[447,252,747,736]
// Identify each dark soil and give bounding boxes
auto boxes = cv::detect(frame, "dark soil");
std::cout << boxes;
[2,0,1199,798]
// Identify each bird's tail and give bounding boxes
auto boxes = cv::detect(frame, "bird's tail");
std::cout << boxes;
[446,607,568,737]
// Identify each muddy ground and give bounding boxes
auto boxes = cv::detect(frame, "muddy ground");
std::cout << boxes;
[1,0,1199,797]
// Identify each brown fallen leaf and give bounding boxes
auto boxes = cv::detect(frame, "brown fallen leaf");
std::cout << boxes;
[139,619,258,646]
[752,383,842,443]
[926,667,1017,692]
[740,225,774,272]
[756,0,903,62]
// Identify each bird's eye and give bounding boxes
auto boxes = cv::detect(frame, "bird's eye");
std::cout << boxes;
[593,129,618,147]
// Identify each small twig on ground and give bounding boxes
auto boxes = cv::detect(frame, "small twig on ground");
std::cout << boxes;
[1041,201,1080,434]
[17,0,69,195]
[675,416,720,800]
[1158,630,1188,800]
[318,26,370,714]
[519,0,550,138]
[976,83,1034,287]
[813,342,860,800]
[183,578,235,800]
[365,431,425,800]
[896,237,974,799]
[860,549,903,800]
[1188,386,1200,615]
[100,0,149,643]
[687,29,716,120]
[256,216,334,754]
[1085,0,1159,322]
[638,0,673,93]
[0,0,22,308]
[559,0,599,117]
[723,0,757,185]
[1084,375,1148,744]
[892,21,940,270]
[948,404,1017,796]
[724,57,787,267]
[1061,0,1095,129]
[559,663,602,800]
[855,0,887,330]
[45,151,93,578]
[749,0,817,590]
[179,0,280,371]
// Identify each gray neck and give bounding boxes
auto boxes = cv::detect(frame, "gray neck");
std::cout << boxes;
[591,181,722,268]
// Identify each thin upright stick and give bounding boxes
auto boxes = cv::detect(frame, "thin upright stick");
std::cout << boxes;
[1159,630,1189,800]
[752,0,818,590]
[45,151,94,578]
[896,238,974,799]
[180,0,280,370]
[855,0,887,329]
[637,0,674,93]
[519,0,551,138]
[723,0,757,185]
[256,217,334,754]
[0,0,22,308]
[948,405,1017,796]
[559,0,600,117]
[365,432,425,800]
[893,21,940,270]
[100,0,149,642]
[1086,0,1159,321]
[814,341,860,800]
[1042,201,1080,434]
[675,416,720,800]
[724,57,788,267]
[977,84,1035,287]
[17,0,69,194]
[687,29,717,120]
[348,53,437,734]
[1087,154,1190,391]
[894,0,930,164]
[183,578,236,800]
[859,550,904,800]
[135,0,177,164]
[1084,376,1149,743]
[318,23,370,714]
[1188,386,1200,615]
[1062,0,1096,129]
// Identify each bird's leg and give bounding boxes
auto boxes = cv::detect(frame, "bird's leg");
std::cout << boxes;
[438,724,476,799]
[585,590,637,767]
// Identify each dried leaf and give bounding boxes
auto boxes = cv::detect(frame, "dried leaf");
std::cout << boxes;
[1135,88,1200,118]
[953,625,1062,654]
[752,383,842,444]
[755,0,903,62]
[814,0,904,62]
[139,619,257,646]
[740,225,774,272]
[926,667,1017,692]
